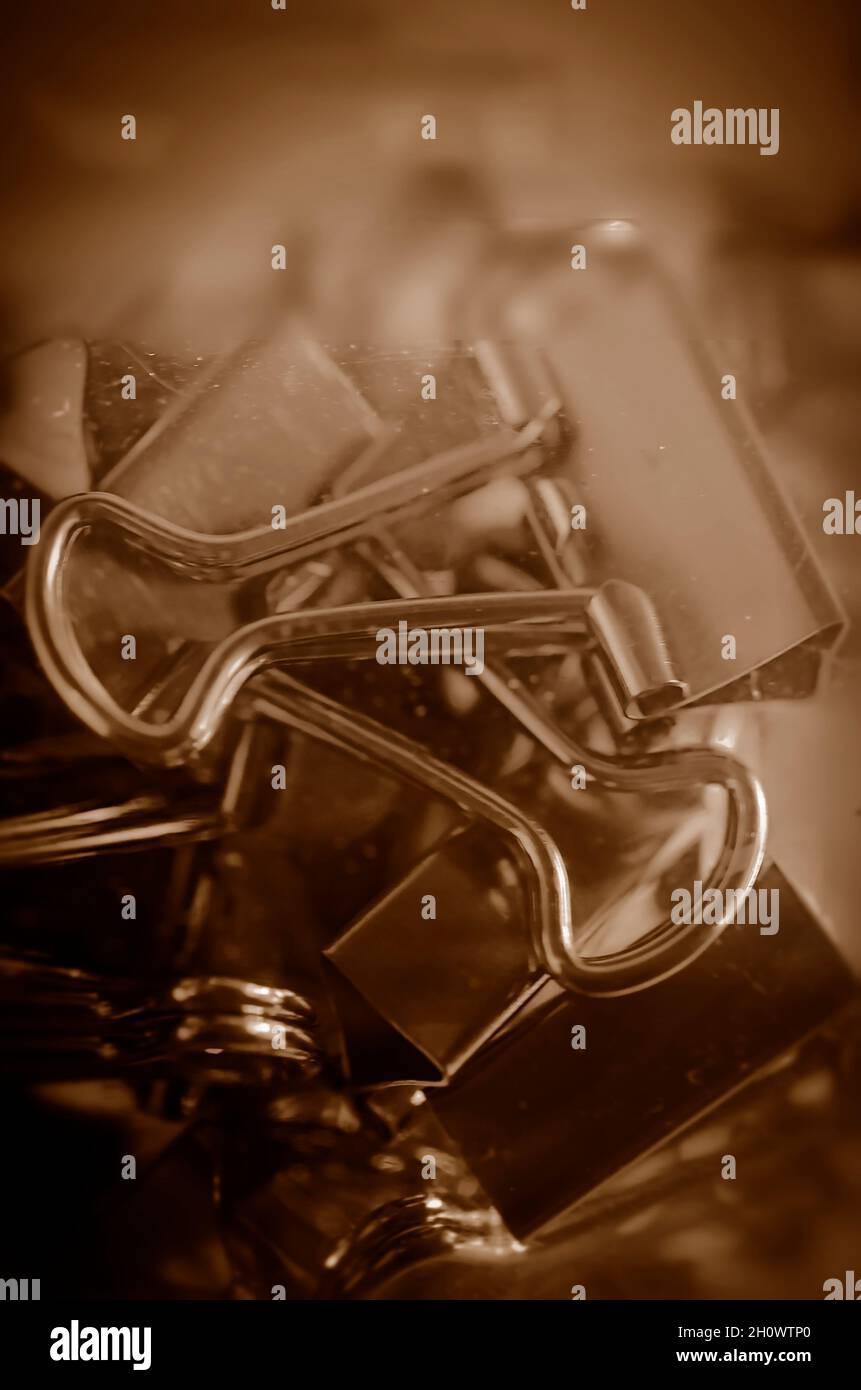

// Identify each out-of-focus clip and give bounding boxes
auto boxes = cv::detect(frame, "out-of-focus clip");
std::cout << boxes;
[0,954,322,1087]
[485,224,847,711]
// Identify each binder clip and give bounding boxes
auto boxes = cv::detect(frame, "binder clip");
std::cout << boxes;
[24,494,768,1039]
[3,335,572,1087]
[4,331,552,853]
[429,863,855,1241]
[5,291,854,1293]
[0,952,322,1088]
[304,236,847,1088]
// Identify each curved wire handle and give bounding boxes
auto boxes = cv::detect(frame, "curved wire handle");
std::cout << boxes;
[27,494,766,995]
[250,670,765,998]
[295,509,768,996]
[27,502,591,764]
[462,658,768,993]
[40,404,558,583]
[250,670,571,1015]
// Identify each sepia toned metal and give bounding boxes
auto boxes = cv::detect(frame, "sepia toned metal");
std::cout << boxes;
[2,328,856,1300]
[16,333,787,1069]
[0,792,225,866]
[430,864,855,1239]
[498,228,847,712]
[0,955,322,1086]
[321,1194,521,1300]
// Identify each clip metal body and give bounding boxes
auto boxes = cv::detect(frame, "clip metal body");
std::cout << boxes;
[17,332,834,1089]
[430,863,854,1238]
[486,227,846,711]
[21,349,766,1073]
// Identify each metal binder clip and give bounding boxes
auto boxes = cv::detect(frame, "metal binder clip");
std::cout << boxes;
[255,663,764,1064]
[4,250,852,1304]
[0,953,322,1086]
[20,364,766,1068]
[429,863,855,1240]
[220,863,854,1296]
[24,497,767,1005]
[480,223,847,711]
[321,680,765,1078]
[27,548,585,763]
[8,337,559,870]
[310,452,766,1073]
[22,375,558,746]
[9,332,823,1070]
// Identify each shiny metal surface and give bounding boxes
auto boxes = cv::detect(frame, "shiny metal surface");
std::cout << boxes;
[431,864,855,1238]
[0,957,322,1085]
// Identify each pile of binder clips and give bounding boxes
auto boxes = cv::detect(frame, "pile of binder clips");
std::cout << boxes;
[0,225,855,1298]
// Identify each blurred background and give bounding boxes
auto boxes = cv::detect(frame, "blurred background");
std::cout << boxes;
[0,0,858,343]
